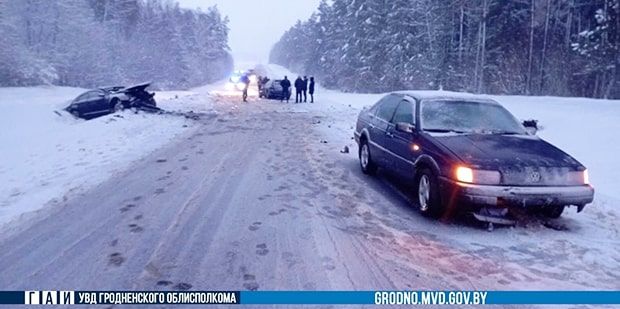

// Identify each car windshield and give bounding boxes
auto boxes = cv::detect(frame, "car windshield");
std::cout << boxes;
[421,100,526,134]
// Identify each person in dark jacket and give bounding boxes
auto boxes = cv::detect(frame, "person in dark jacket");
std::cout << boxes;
[280,76,291,103]
[294,76,304,103]
[309,77,315,103]
[257,75,263,93]
[240,74,250,102]
[302,76,309,102]
[259,76,270,99]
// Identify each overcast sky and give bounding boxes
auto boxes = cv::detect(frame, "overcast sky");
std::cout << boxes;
[176,0,321,65]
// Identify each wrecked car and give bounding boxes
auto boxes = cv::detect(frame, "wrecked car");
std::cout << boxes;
[354,91,594,223]
[65,82,157,119]
[259,79,290,100]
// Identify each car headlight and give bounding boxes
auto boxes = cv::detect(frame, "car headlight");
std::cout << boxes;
[455,166,474,183]
[567,169,589,185]
[455,166,501,185]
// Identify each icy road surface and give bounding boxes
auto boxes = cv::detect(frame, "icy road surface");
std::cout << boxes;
[1,90,619,296]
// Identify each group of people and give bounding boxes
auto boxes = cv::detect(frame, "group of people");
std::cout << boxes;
[278,75,315,103]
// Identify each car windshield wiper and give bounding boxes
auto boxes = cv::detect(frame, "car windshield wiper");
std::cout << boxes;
[423,128,468,134]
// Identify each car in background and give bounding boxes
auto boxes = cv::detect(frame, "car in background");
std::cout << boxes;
[259,79,290,100]
[65,83,157,119]
[354,91,594,223]
[226,69,258,91]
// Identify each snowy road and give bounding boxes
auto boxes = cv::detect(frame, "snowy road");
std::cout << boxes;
[1,97,421,292]
[1,90,619,297]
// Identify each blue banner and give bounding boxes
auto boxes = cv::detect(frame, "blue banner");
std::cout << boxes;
[240,291,620,305]
[487,291,620,305]
[2,290,620,305]
[241,291,374,305]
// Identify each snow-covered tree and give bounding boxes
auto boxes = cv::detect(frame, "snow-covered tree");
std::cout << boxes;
[572,0,619,98]
[270,0,619,98]
[0,0,233,89]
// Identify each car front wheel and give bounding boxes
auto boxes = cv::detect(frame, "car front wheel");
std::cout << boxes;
[359,140,378,175]
[415,168,443,217]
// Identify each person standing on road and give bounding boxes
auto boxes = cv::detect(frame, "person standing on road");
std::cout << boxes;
[240,74,250,102]
[294,76,304,103]
[257,75,263,94]
[302,76,309,103]
[280,76,291,103]
[309,77,315,103]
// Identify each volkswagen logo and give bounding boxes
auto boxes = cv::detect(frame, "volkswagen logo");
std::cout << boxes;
[527,171,542,183]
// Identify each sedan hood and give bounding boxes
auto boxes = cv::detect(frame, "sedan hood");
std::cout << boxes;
[433,134,582,169]
[432,134,586,185]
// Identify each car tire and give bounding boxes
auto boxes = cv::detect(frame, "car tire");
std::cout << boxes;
[112,99,124,113]
[542,205,565,219]
[415,168,443,218]
[359,139,378,175]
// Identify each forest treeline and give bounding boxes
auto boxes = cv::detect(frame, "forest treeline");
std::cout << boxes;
[270,0,619,99]
[0,0,233,89]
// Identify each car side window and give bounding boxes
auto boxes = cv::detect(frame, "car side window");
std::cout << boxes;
[75,93,90,102]
[376,95,400,121]
[369,95,391,115]
[391,100,415,124]
[83,91,100,100]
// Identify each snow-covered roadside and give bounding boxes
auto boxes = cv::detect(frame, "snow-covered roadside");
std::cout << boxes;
[0,86,213,227]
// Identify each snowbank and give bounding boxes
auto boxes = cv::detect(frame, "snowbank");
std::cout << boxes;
[0,86,211,226]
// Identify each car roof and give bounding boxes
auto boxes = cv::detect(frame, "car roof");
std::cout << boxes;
[99,86,124,92]
[392,90,499,104]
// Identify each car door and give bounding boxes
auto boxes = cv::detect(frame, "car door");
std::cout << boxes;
[385,98,418,178]
[77,91,99,116]
[369,94,401,166]
[89,90,108,115]
[71,93,91,114]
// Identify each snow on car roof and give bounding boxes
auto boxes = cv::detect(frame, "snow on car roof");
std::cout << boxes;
[393,90,499,104]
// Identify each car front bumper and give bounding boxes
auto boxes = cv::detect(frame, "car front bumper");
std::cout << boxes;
[439,177,595,208]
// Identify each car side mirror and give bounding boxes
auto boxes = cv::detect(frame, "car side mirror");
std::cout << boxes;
[396,122,415,133]
[522,119,538,135]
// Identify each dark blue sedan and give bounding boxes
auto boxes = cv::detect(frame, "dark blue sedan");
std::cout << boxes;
[259,79,290,100]
[354,91,594,222]
[65,83,157,119]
